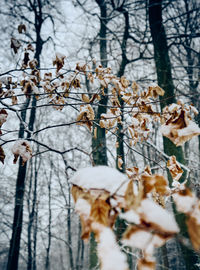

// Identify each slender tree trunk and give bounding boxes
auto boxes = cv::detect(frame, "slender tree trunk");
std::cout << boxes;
[7,1,43,267]
[7,98,30,270]
[45,174,52,270]
[92,0,108,166]
[90,1,108,269]
[149,0,199,268]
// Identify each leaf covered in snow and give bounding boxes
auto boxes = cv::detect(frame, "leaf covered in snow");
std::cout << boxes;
[12,140,32,165]
[161,103,200,146]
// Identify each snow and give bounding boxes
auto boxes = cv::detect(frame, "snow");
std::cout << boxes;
[140,199,179,233]
[75,198,91,217]
[70,166,129,196]
[97,227,128,270]
[161,118,200,146]
[123,229,152,250]
[120,210,140,224]
[173,192,195,214]
[177,120,200,137]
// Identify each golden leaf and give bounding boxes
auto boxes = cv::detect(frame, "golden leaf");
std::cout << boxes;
[82,94,90,103]
[71,185,83,202]
[124,180,135,210]
[137,258,156,270]
[80,215,92,240]
[120,76,129,88]
[90,198,110,226]
[132,81,139,93]
[141,174,168,196]
[148,86,164,98]
[167,155,183,181]
[76,105,95,131]
[0,145,5,164]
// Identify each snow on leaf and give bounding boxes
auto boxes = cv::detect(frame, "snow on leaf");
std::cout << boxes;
[12,140,32,165]
[167,155,183,181]
[75,197,92,240]
[147,86,164,98]
[75,198,91,217]
[97,227,129,270]
[120,210,140,224]
[173,188,196,214]
[70,166,129,196]
[140,199,179,234]
[123,226,152,250]
[161,105,200,146]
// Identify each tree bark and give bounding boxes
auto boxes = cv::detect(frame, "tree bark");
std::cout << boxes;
[90,1,108,269]
[92,0,108,167]
[149,0,199,268]
[7,1,44,269]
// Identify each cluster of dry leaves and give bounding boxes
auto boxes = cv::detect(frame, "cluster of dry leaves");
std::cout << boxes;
[70,156,200,270]
[1,36,200,269]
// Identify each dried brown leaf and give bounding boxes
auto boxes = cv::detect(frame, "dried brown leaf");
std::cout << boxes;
[90,198,110,226]
[0,145,5,164]
[18,24,26,33]
[137,258,156,270]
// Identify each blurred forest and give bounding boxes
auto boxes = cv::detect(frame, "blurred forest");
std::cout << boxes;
[0,0,200,269]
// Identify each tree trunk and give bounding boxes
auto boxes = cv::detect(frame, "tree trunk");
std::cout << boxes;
[7,2,43,268]
[90,1,108,269]
[149,0,199,268]
[92,0,108,166]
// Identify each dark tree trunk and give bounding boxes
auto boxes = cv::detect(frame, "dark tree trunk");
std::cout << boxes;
[148,0,199,268]
[7,1,43,269]
[92,0,108,167]
[90,1,108,269]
